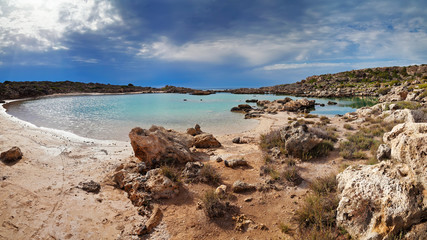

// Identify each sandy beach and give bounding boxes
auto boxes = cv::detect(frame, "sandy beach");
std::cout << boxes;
[0,99,345,239]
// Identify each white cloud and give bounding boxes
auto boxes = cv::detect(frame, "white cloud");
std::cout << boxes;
[0,0,122,52]
[263,62,346,71]
[71,56,98,64]
[137,35,328,66]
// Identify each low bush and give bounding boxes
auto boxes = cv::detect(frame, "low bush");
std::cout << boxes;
[302,140,334,161]
[199,164,221,185]
[161,165,181,183]
[202,190,227,218]
[310,175,337,195]
[282,167,303,185]
[260,129,285,151]
[343,124,353,130]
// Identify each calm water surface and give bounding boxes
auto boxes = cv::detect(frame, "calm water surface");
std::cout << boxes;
[5,93,376,141]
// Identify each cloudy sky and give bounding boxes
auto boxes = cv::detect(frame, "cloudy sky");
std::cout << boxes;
[1,0,426,88]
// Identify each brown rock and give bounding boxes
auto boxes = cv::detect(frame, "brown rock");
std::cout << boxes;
[145,168,179,199]
[0,147,23,163]
[194,133,221,148]
[136,206,163,235]
[129,126,194,167]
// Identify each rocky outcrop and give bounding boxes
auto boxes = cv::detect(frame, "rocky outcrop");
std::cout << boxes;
[0,147,23,163]
[193,133,221,148]
[382,109,427,123]
[376,144,391,161]
[337,122,427,239]
[337,162,425,240]
[186,124,203,136]
[181,161,204,181]
[129,126,194,167]
[262,98,315,114]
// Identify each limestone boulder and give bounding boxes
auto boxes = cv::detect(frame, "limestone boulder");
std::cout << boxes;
[336,162,425,240]
[382,109,427,123]
[194,133,221,148]
[232,180,256,193]
[280,123,323,159]
[376,144,391,161]
[129,126,194,167]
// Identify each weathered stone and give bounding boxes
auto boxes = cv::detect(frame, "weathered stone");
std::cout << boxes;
[194,133,221,148]
[186,128,197,136]
[129,126,194,167]
[79,180,101,193]
[246,99,258,103]
[336,162,424,240]
[215,157,223,162]
[280,124,323,159]
[232,137,241,144]
[0,147,23,163]
[376,144,391,161]
[383,109,427,123]
[232,180,256,193]
[327,101,338,105]
[224,159,248,168]
[215,185,227,197]
[182,161,204,180]
[136,206,163,235]
[145,168,179,199]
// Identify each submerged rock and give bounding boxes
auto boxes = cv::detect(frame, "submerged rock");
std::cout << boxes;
[0,147,23,163]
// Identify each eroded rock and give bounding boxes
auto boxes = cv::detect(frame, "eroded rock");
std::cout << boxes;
[194,133,221,148]
[224,159,248,168]
[0,147,23,163]
[232,180,256,193]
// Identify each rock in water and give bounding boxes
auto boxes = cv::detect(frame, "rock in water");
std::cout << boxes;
[193,133,221,148]
[0,147,23,163]
[129,126,194,167]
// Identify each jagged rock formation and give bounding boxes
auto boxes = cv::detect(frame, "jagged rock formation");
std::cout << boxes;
[336,115,426,239]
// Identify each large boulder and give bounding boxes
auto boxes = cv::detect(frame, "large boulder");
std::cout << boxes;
[129,126,194,167]
[0,147,23,163]
[193,133,221,148]
[382,109,427,123]
[337,122,427,239]
[336,162,424,240]
[383,123,427,192]
[282,99,315,112]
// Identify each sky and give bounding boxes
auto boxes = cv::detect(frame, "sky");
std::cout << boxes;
[0,0,426,88]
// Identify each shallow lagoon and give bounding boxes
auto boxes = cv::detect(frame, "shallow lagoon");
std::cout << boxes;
[6,93,376,141]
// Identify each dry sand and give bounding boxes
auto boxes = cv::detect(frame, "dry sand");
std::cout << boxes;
[0,100,348,239]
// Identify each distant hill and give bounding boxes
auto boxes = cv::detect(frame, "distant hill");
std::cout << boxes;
[231,64,427,98]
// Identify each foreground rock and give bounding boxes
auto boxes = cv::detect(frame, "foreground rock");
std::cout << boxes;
[224,159,248,168]
[145,168,179,199]
[129,126,194,167]
[0,147,23,163]
[232,181,256,193]
[231,104,253,113]
[337,162,424,240]
[136,206,163,235]
[194,133,221,148]
[337,122,427,239]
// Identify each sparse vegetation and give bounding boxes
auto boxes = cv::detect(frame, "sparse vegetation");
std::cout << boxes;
[161,165,181,183]
[202,190,227,219]
[260,129,285,151]
[343,124,353,130]
[302,140,334,161]
[282,167,303,185]
[279,222,291,234]
[199,164,221,185]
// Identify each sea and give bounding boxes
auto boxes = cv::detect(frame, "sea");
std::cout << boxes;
[5,93,376,141]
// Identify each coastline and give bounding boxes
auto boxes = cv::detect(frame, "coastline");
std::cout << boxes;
[0,97,292,239]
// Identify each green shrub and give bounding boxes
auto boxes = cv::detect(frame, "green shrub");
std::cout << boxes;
[310,175,337,195]
[343,124,353,130]
[260,130,285,151]
[378,87,391,95]
[394,101,421,110]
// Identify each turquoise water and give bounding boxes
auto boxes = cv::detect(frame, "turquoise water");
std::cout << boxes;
[5,93,375,141]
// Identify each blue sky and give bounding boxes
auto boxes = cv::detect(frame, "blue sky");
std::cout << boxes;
[0,0,426,88]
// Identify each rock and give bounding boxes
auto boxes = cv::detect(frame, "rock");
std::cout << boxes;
[244,197,253,202]
[231,104,253,113]
[383,109,427,123]
[195,124,202,133]
[282,98,315,112]
[0,147,23,163]
[232,180,256,193]
[215,185,227,197]
[129,126,194,167]
[403,222,427,240]
[244,111,263,119]
[215,157,223,162]
[376,144,391,161]
[277,97,292,104]
[245,99,258,103]
[336,162,425,240]
[79,180,101,193]
[193,133,221,148]
[280,124,324,159]
[0,100,5,104]
[327,101,338,105]
[145,168,179,199]
[182,161,204,180]
[136,206,163,235]
[224,159,248,168]
[232,137,241,143]
[383,123,427,192]
[257,100,271,107]
[186,128,197,136]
